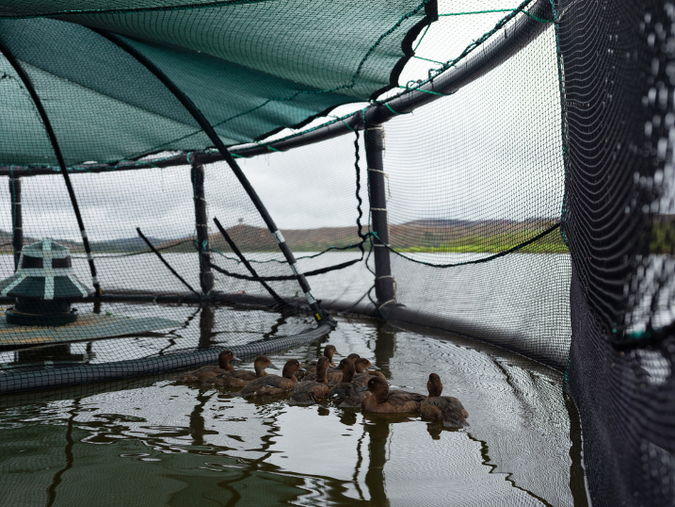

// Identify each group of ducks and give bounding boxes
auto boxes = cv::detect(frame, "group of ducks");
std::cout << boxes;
[175,344,468,427]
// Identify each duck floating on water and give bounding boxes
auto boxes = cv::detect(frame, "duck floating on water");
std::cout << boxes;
[420,373,468,427]
[174,350,239,385]
[240,359,302,398]
[214,355,276,388]
[289,356,331,405]
[298,344,338,381]
[361,376,425,414]
[329,357,365,408]
[351,358,384,388]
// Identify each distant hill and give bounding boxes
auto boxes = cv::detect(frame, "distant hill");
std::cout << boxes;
[90,236,165,253]
[0,217,574,256]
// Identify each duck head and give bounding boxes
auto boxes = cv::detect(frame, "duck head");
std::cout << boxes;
[218,350,240,370]
[323,345,338,367]
[254,355,276,375]
[282,359,302,379]
[314,356,330,383]
[354,358,371,373]
[337,357,356,382]
[427,373,443,397]
[365,376,390,403]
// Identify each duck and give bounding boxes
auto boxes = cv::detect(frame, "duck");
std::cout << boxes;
[174,350,239,385]
[302,363,343,383]
[289,356,331,405]
[329,357,364,408]
[240,358,302,398]
[213,355,276,388]
[297,345,338,381]
[361,376,425,414]
[351,358,385,388]
[419,373,468,427]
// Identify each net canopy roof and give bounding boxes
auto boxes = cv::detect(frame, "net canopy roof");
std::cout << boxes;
[0,0,436,167]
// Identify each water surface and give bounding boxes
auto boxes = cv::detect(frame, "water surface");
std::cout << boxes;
[0,315,586,506]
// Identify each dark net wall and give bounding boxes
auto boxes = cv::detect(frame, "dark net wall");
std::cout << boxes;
[559,1,675,505]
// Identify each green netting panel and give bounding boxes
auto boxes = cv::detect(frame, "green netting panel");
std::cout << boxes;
[0,0,436,167]
[366,13,569,368]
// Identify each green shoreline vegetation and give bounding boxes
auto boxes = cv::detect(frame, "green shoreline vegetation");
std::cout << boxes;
[2,217,674,256]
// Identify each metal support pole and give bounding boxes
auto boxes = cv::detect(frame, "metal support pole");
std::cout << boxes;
[191,162,214,296]
[365,124,396,307]
[9,174,22,271]
[198,304,215,348]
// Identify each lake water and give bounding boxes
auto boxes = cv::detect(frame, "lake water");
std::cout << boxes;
[0,251,586,505]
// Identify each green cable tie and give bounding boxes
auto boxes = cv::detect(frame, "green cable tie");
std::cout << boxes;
[328,115,356,131]
[413,22,432,52]
[255,141,281,153]
[412,55,445,65]
[383,102,411,116]
[438,9,514,16]
[398,85,449,97]
[523,10,556,23]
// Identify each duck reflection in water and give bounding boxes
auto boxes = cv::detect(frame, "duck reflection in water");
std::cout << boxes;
[240,359,302,398]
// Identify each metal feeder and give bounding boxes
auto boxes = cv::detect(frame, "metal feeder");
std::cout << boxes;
[0,239,90,326]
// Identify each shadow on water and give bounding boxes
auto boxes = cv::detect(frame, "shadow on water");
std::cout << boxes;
[362,415,392,507]
[464,431,555,507]
[372,321,396,380]
[47,400,78,507]
[188,390,218,446]
[565,393,590,507]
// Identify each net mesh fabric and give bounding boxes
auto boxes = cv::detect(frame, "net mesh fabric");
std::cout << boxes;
[558,0,675,505]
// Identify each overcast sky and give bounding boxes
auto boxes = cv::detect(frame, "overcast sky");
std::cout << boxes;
[0,1,564,242]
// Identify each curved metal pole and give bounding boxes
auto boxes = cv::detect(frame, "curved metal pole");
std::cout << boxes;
[0,40,102,295]
[92,29,335,327]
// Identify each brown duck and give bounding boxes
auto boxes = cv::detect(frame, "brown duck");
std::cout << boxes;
[298,344,338,381]
[329,357,363,408]
[361,376,425,414]
[240,359,302,398]
[351,358,385,388]
[289,356,331,405]
[420,373,468,427]
[213,355,276,388]
[174,350,238,385]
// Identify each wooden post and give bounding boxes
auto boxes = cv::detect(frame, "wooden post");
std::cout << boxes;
[365,124,396,307]
[9,174,22,271]
[191,163,214,296]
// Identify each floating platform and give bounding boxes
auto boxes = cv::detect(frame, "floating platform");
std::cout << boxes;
[0,311,181,349]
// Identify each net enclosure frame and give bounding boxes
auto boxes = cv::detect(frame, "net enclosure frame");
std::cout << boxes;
[0,1,674,506]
